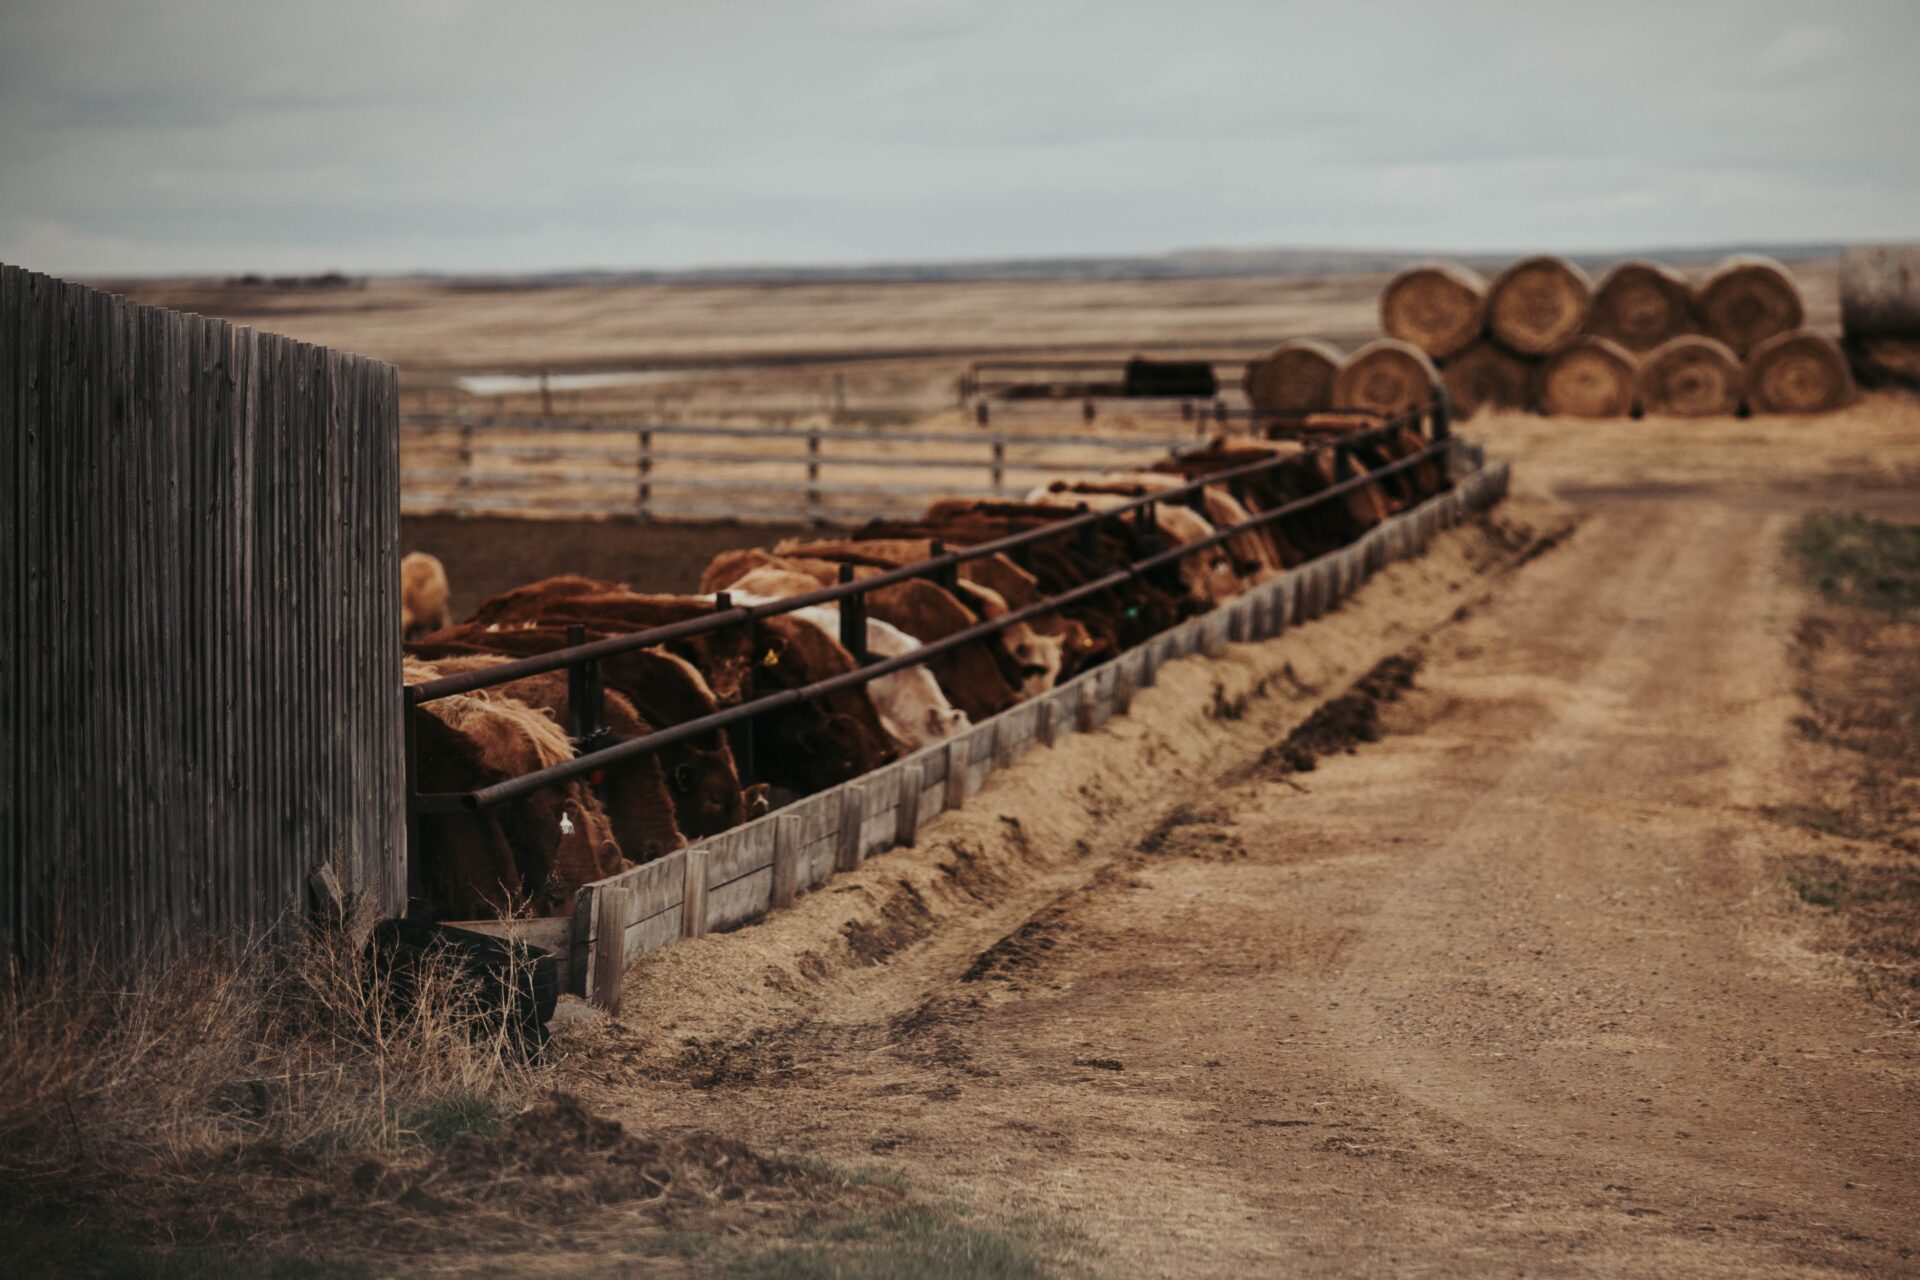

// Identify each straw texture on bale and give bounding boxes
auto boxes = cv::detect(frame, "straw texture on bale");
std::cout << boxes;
[1439,341,1535,418]
[1379,262,1487,360]
[1242,338,1342,413]
[1332,338,1439,419]
[1486,255,1592,356]
[1637,335,1744,417]
[1694,255,1804,357]
[1587,260,1696,352]
[1744,330,1855,414]
[1839,245,1920,339]
[1537,337,1637,418]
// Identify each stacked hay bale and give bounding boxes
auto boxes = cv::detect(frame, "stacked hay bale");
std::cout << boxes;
[1839,244,1920,393]
[1372,254,1850,419]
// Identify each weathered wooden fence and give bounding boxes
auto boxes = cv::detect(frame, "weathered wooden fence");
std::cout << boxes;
[398,414,1196,523]
[1,265,405,966]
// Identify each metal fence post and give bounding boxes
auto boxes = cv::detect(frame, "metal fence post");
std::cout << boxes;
[402,684,426,908]
[717,591,754,783]
[838,563,868,663]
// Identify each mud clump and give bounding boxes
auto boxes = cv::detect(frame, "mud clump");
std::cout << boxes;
[295,1094,866,1244]
[961,912,1068,985]
[1262,653,1420,775]
[842,879,937,966]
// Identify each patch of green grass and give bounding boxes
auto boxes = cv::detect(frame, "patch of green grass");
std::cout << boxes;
[0,1210,369,1280]
[1789,511,1920,616]
[730,1205,1053,1280]
[785,1154,911,1194]
[395,1090,508,1150]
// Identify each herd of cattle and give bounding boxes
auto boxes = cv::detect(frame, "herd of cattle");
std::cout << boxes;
[400,425,1447,922]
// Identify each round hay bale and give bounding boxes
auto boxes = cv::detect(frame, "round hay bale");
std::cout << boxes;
[1537,337,1636,418]
[1839,245,1920,339]
[1332,338,1439,419]
[1694,255,1804,357]
[1745,329,1855,414]
[1486,255,1592,356]
[1378,262,1487,360]
[1637,335,1744,417]
[1588,260,1696,352]
[1242,338,1342,413]
[1440,341,1535,418]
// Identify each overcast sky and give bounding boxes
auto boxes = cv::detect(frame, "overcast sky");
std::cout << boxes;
[2,0,1917,276]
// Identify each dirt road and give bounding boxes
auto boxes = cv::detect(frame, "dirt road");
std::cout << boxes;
[582,481,1918,1278]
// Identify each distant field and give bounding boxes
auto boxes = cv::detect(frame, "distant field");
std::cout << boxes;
[107,256,1842,425]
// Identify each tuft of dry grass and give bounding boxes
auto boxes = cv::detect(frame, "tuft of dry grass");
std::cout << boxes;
[0,920,547,1232]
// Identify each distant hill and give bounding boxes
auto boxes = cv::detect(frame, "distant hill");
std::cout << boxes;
[415,243,1846,290]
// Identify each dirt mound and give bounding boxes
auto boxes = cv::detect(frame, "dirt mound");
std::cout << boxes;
[293,1093,871,1240]
[1262,653,1421,774]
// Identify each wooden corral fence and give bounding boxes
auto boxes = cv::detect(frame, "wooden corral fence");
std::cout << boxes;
[399,414,1196,522]
[462,450,1507,1007]
[1,265,404,966]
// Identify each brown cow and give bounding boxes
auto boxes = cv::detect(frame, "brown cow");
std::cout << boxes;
[401,552,451,640]
[1022,482,1246,605]
[768,539,1084,689]
[404,658,625,918]
[410,628,746,838]
[425,654,687,864]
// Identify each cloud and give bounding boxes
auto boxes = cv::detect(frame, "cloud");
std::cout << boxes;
[0,0,1916,274]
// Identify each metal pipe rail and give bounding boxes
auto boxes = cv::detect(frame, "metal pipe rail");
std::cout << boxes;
[419,435,1450,815]
[406,397,1452,835]
[409,403,1437,705]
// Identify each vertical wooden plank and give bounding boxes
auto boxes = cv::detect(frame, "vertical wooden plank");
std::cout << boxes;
[944,737,968,811]
[589,885,627,1013]
[680,848,709,939]
[0,268,20,959]
[834,784,864,873]
[1036,698,1057,749]
[772,813,801,909]
[992,716,1015,771]
[1114,660,1135,716]
[1076,681,1098,733]
[893,763,922,848]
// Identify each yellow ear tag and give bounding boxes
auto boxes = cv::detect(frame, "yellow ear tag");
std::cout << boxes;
[762,648,780,667]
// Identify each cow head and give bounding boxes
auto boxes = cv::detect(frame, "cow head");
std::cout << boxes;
[1005,625,1063,697]
[669,744,746,837]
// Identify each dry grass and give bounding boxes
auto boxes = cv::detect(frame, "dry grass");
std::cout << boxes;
[0,921,547,1265]
[1777,511,1920,1015]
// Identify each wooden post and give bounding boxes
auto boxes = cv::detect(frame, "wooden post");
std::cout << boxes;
[589,885,627,1013]
[945,737,969,811]
[1138,641,1158,689]
[1114,661,1135,716]
[1036,698,1058,748]
[894,764,923,847]
[993,716,1015,770]
[835,785,865,872]
[1077,681,1098,733]
[681,849,709,940]
[773,813,802,909]
[1204,619,1229,658]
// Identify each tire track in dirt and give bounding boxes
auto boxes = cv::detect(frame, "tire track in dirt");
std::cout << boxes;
[552,489,1918,1277]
